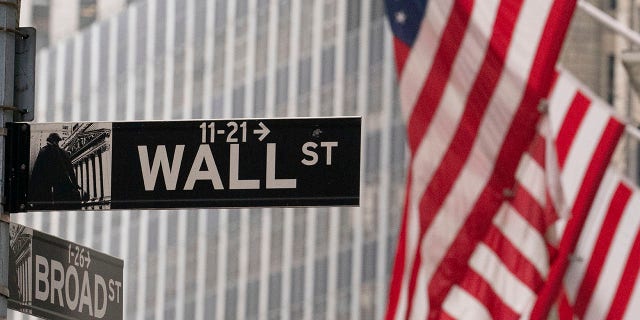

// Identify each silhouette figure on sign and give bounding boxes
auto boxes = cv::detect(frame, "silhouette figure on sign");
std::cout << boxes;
[29,133,83,210]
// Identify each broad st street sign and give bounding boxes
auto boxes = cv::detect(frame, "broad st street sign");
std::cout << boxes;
[8,223,124,320]
[5,117,361,212]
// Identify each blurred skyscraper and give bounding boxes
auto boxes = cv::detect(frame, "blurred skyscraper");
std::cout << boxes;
[12,0,406,319]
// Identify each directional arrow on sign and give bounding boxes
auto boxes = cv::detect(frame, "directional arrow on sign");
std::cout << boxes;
[253,122,270,141]
[86,251,92,268]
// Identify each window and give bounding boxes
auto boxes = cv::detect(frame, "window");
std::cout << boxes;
[321,46,335,85]
[148,215,159,252]
[233,86,245,117]
[46,48,56,120]
[345,33,359,75]
[607,54,615,105]
[33,0,50,49]
[205,293,217,318]
[116,13,128,120]
[80,0,97,29]
[371,0,385,20]
[315,208,329,254]
[347,0,361,32]
[290,266,305,319]
[362,241,377,281]
[98,24,109,118]
[369,20,385,64]
[236,0,248,19]
[270,209,284,269]
[155,0,167,56]
[298,57,311,95]
[338,249,352,289]
[314,258,328,313]
[225,287,237,320]
[254,77,267,117]
[268,272,282,315]
[276,65,289,106]
[246,281,260,318]
[215,0,227,29]
[366,130,381,182]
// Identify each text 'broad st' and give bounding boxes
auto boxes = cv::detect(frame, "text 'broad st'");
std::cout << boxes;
[8,223,124,320]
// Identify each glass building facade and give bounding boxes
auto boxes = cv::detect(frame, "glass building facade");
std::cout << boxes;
[10,0,407,319]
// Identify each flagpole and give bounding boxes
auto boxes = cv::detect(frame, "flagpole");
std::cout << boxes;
[577,0,640,47]
[576,1,640,143]
[627,124,640,140]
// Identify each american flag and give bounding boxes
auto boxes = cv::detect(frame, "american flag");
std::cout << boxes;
[432,68,626,318]
[530,69,627,318]
[384,0,577,318]
[565,169,640,319]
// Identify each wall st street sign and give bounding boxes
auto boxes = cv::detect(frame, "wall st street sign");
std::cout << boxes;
[5,117,361,211]
[8,223,124,320]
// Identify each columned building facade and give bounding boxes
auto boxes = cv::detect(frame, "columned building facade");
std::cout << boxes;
[9,225,32,314]
[63,123,112,210]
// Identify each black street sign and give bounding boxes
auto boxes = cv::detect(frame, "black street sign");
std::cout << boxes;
[5,117,361,212]
[8,223,124,320]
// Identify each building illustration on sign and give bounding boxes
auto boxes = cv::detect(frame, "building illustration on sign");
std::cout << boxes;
[9,223,33,315]
[27,122,113,211]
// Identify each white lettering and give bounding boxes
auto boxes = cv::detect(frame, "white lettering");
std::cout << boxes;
[229,144,259,189]
[184,144,224,190]
[138,145,185,190]
[301,142,318,166]
[113,281,122,303]
[32,256,122,316]
[321,142,338,165]
[50,259,65,306]
[94,275,108,318]
[65,265,80,311]
[108,279,115,302]
[266,143,296,189]
[78,271,93,316]
[35,255,49,302]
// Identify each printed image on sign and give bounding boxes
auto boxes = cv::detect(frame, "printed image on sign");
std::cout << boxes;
[26,122,112,211]
[8,223,124,320]
[9,117,360,211]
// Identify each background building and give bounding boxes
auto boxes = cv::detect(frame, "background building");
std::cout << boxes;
[8,0,639,319]
[560,0,640,181]
[11,0,405,319]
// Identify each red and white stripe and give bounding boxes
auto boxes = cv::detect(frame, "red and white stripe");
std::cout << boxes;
[564,169,640,320]
[548,70,626,218]
[386,0,576,318]
[530,70,626,318]
[441,123,553,319]
[435,69,625,318]
[447,67,625,319]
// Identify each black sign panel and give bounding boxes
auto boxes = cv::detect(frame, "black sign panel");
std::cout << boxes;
[8,223,124,319]
[6,117,361,211]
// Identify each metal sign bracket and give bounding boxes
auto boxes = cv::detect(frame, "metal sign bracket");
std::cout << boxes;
[3,122,29,213]
[0,285,8,298]
[13,27,35,122]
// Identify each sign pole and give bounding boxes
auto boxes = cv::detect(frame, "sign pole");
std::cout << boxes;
[0,1,18,319]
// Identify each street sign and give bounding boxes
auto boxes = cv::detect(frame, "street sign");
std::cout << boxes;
[8,223,123,320]
[5,117,361,212]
